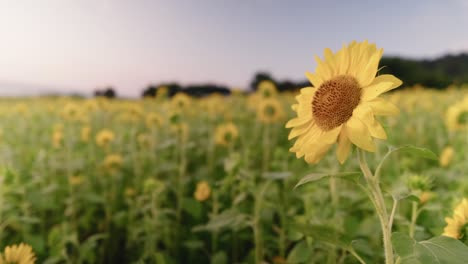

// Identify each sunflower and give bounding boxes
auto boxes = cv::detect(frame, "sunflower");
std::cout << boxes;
[0,243,36,264]
[145,112,164,128]
[171,93,191,112]
[257,98,285,124]
[137,133,152,147]
[68,175,84,186]
[215,122,239,146]
[446,96,468,131]
[156,86,169,99]
[96,129,115,148]
[194,181,211,202]
[61,102,85,122]
[81,126,91,143]
[52,129,63,149]
[102,154,123,171]
[442,198,468,239]
[287,41,402,164]
[257,80,278,98]
[439,146,454,167]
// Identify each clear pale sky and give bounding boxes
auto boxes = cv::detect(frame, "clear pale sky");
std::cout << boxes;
[0,0,467,97]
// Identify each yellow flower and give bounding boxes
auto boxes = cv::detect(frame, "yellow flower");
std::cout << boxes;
[81,126,91,143]
[215,122,239,146]
[0,243,36,264]
[156,86,169,99]
[442,198,468,239]
[257,80,278,98]
[69,175,84,186]
[419,191,433,205]
[61,102,83,121]
[446,96,468,131]
[439,146,454,167]
[200,94,226,117]
[137,133,152,147]
[194,181,211,202]
[145,112,164,128]
[52,129,63,149]
[103,154,123,171]
[125,187,136,197]
[171,93,191,111]
[287,41,402,164]
[257,98,285,124]
[96,129,115,148]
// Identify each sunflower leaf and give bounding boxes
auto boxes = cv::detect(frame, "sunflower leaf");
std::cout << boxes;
[294,222,352,249]
[294,172,361,189]
[392,145,438,160]
[375,145,438,178]
[392,232,468,264]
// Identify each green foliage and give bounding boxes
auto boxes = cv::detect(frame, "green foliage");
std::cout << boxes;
[392,233,468,264]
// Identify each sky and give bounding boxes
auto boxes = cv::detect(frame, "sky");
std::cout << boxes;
[0,0,467,97]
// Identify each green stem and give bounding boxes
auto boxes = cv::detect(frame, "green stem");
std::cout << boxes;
[254,181,271,264]
[409,201,418,239]
[357,149,394,264]
[211,190,219,253]
[349,248,367,264]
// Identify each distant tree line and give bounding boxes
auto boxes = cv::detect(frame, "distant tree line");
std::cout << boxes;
[94,53,468,98]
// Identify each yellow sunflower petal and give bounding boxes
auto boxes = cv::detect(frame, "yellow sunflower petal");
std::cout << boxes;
[305,142,333,164]
[345,116,375,152]
[357,49,383,87]
[367,98,400,116]
[306,72,323,88]
[336,129,352,164]
[353,105,387,139]
[362,75,402,101]
[288,121,313,139]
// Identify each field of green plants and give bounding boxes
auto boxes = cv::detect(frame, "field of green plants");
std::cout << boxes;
[0,87,466,263]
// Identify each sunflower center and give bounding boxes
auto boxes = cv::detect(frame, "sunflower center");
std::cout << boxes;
[312,75,361,131]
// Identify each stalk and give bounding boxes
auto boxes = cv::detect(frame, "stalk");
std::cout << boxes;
[357,149,394,264]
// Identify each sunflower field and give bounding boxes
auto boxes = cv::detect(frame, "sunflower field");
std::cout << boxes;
[0,81,466,264]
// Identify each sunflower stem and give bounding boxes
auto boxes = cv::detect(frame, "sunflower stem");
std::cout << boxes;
[357,149,394,264]
[409,201,418,239]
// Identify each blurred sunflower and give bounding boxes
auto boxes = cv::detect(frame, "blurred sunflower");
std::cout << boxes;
[96,129,115,148]
[137,133,152,147]
[103,154,123,171]
[68,175,84,186]
[257,80,278,98]
[156,86,169,99]
[171,93,191,111]
[194,181,211,202]
[81,126,91,143]
[215,122,239,146]
[61,103,83,122]
[145,112,164,128]
[443,198,468,239]
[446,96,468,131]
[52,128,63,149]
[287,41,402,164]
[439,146,454,167]
[257,98,285,124]
[0,243,36,264]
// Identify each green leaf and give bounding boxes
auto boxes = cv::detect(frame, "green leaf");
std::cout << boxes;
[392,145,438,160]
[287,240,312,264]
[392,232,468,264]
[294,172,361,189]
[192,209,249,232]
[295,223,352,249]
[211,251,228,264]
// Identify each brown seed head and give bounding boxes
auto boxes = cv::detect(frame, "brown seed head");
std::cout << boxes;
[312,75,361,131]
